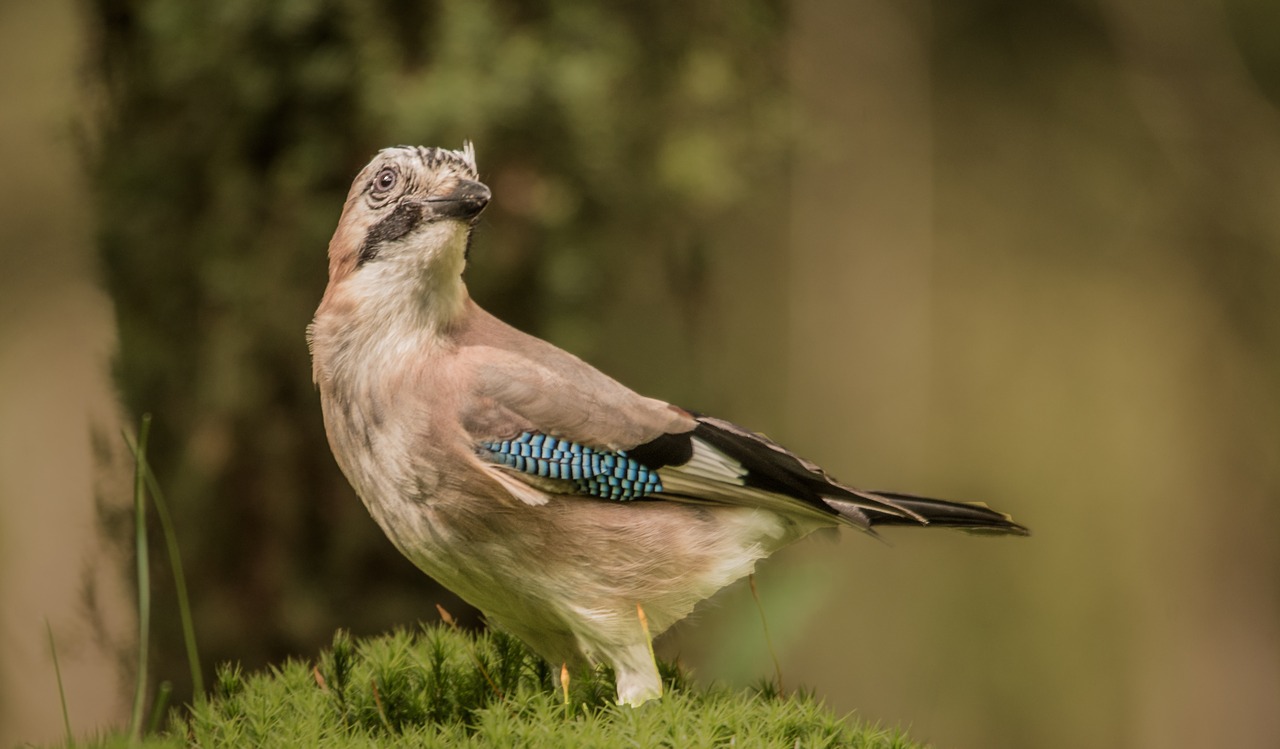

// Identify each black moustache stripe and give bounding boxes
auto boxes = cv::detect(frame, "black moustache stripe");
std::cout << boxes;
[358,202,423,265]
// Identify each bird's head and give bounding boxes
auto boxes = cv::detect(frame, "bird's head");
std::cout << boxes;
[323,143,490,314]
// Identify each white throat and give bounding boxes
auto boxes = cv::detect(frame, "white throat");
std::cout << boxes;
[345,222,470,355]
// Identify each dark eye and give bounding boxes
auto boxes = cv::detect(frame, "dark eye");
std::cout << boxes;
[372,167,398,194]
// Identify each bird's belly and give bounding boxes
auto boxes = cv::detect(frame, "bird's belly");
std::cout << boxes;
[370,492,815,662]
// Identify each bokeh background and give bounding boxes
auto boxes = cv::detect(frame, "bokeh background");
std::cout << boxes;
[3,0,1279,747]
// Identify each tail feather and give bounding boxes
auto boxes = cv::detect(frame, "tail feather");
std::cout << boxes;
[839,490,1030,536]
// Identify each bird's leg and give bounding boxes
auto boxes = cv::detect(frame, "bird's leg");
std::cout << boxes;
[611,604,662,707]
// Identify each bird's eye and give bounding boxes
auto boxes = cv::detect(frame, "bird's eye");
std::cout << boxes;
[372,167,398,194]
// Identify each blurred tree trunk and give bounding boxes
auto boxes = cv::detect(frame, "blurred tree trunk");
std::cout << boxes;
[0,0,132,744]
[786,0,933,469]
[774,1,1280,748]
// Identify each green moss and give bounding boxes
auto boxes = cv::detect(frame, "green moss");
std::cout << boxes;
[75,626,921,748]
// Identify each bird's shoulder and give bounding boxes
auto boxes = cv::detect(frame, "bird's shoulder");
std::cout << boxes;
[446,299,694,451]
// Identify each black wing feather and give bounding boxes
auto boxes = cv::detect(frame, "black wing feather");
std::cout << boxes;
[628,413,1028,535]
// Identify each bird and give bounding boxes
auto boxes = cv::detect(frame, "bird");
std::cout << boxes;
[308,143,1027,707]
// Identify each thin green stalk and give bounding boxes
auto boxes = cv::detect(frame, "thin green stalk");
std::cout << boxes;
[146,681,172,735]
[127,414,152,740]
[142,463,204,697]
[123,416,204,700]
[45,620,73,747]
[748,574,784,697]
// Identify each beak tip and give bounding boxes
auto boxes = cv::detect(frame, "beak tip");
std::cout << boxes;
[430,179,491,222]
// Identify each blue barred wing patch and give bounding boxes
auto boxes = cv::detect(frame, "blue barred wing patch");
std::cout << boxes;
[480,432,663,501]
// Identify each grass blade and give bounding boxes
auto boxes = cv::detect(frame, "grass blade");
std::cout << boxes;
[748,574,785,697]
[127,414,152,740]
[142,462,204,697]
[45,620,74,747]
[146,681,172,735]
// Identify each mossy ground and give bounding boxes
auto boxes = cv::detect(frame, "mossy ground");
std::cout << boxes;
[72,625,922,748]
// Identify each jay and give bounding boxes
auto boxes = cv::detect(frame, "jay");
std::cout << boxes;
[309,143,1027,706]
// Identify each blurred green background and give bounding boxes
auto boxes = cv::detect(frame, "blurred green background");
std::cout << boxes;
[3,0,1279,747]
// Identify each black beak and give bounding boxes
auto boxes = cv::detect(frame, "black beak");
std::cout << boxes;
[427,179,491,223]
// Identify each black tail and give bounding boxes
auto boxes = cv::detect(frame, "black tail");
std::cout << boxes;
[862,491,1030,535]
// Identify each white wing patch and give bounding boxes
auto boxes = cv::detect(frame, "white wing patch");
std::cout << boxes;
[677,437,747,484]
[656,436,846,528]
[655,436,894,531]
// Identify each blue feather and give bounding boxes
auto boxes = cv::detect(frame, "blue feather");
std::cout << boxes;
[480,432,663,501]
